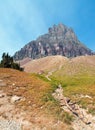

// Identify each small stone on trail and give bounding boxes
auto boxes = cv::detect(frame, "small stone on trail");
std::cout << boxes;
[0,94,5,98]
[11,95,22,103]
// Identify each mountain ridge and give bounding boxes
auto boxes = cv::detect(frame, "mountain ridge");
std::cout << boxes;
[14,23,93,60]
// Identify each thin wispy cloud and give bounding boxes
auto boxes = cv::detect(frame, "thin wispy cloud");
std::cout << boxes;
[0,0,47,58]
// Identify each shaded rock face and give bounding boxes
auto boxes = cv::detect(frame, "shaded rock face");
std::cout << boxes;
[14,23,93,60]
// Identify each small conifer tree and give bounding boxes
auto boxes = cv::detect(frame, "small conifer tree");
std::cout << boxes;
[0,53,24,71]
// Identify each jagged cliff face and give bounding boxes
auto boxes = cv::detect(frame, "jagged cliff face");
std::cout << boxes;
[14,23,93,60]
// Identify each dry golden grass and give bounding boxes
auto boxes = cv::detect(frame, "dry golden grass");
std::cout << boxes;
[0,68,50,108]
[1,55,94,129]
[18,55,95,116]
[0,68,71,130]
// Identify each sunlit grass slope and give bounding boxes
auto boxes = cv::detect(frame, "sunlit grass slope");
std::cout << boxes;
[51,56,95,115]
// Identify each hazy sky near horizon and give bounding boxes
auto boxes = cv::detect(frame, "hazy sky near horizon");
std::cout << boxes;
[0,0,95,59]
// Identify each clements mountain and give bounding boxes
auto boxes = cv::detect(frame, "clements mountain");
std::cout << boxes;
[14,23,93,60]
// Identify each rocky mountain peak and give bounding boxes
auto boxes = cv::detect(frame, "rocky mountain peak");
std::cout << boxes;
[48,23,77,41]
[48,23,66,34]
[14,23,93,60]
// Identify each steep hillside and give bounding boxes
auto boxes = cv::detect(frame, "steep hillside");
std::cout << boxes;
[14,23,93,60]
[17,57,32,66]
[22,55,68,73]
[1,54,95,130]
[54,55,95,76]
[21,55,95,75]
[0,68,72,130]
[20,55,95,119]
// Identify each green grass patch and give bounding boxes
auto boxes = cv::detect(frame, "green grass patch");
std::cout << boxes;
[50,73,95,115]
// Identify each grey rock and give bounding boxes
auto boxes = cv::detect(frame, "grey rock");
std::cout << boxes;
[13,23,93,60]
[11,95,22,103]
[0,94,5,98]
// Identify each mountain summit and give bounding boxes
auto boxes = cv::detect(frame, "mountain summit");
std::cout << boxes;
[14,23,93,60]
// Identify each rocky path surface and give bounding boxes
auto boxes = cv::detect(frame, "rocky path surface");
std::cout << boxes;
[0,80,68,130]
[52,85,95,130]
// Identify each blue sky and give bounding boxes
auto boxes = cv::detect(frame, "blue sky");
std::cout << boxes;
[0,0,95,59]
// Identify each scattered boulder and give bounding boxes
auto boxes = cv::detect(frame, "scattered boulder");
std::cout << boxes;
[12,83,15,86]
[53,85,93,126]
[0,94,5,98]
[11,95,22,103]
[66,98,71,103]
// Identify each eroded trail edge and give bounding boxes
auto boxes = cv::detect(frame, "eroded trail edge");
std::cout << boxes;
[52,85,95,130]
